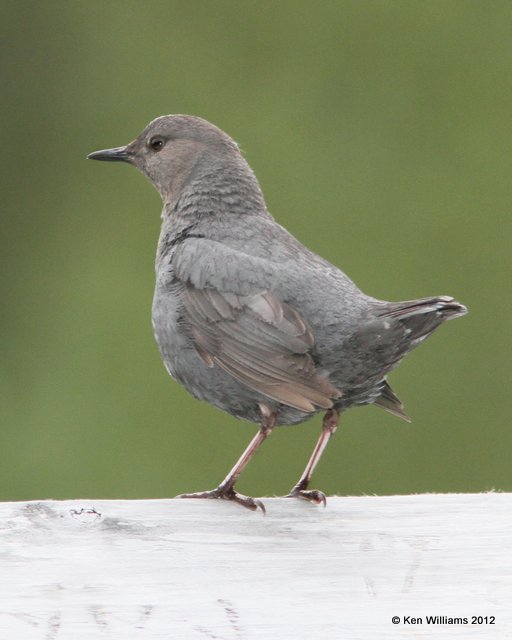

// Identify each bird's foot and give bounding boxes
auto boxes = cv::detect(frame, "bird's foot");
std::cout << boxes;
[285,487,327,507]
[176,486,266,513]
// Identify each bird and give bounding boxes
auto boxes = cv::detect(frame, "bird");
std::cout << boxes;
[88,115,467,512]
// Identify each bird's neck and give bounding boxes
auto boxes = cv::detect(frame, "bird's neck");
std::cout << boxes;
[156,154,273,270]
[162,153,269,222]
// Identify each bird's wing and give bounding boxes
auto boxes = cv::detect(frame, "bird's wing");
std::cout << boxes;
[183,285,340,412]
[172,239,341,412]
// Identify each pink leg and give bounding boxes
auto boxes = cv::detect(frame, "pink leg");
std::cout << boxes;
[286,408,340,506]
[176,404,276,512]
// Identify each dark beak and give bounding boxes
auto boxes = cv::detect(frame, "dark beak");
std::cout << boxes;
[87,146,129,162]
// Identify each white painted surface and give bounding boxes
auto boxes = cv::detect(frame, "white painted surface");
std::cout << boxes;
[0,494,511,639]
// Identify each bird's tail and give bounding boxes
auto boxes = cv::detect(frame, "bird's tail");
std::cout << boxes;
[378,295,467,345]
[372,296,466,422]
[374,380,411,422]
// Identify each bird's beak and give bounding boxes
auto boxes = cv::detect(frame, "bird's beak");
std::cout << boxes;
[87,146,129,162]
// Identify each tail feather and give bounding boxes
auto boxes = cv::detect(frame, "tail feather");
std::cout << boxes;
[380,295,467,320]
[367,296,466,422]
[378,295,467,343]
[374,380,411,422]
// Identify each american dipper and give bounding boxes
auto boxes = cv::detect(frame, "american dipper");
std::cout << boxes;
[88,115,467,512]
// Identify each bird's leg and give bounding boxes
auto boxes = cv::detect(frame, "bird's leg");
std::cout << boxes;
[286,408,340,506]
[176,404,276,513]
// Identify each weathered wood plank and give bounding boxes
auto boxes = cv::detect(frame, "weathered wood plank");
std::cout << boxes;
[0,494,511,639]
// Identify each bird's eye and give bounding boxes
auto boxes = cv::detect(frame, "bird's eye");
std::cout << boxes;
[149,137,165,151]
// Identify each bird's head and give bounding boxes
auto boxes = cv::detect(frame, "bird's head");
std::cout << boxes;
[88,115,240,202]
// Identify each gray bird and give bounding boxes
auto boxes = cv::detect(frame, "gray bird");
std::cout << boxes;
[88,115,467,512]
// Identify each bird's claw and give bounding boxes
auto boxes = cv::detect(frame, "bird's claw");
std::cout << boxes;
[285,487,327,507]
[176,487,266,513]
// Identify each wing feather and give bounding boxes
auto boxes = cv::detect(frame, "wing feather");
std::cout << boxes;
[183,285,340,412]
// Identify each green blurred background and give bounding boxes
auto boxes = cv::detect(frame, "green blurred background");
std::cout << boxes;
[1,1,510,501]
